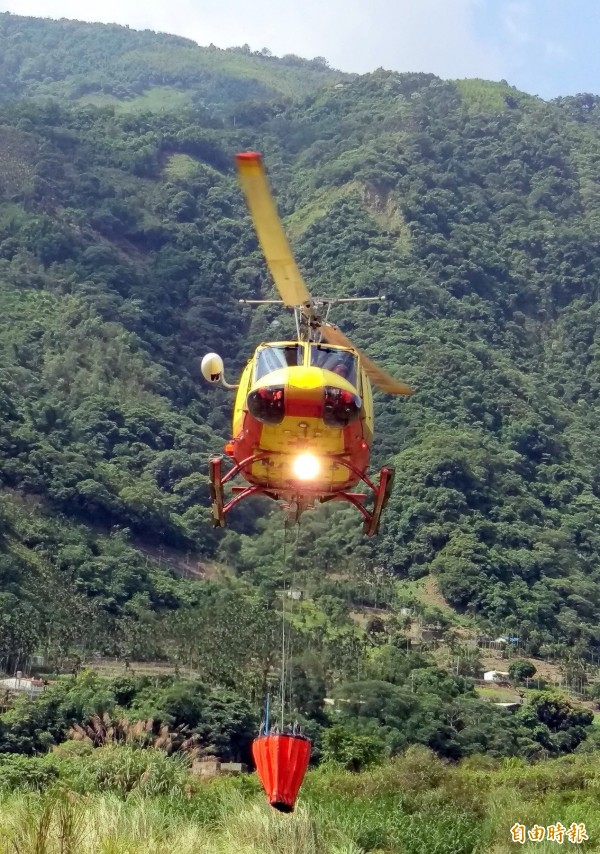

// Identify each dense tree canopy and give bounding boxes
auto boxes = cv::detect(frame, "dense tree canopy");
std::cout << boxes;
[2,14,600,765]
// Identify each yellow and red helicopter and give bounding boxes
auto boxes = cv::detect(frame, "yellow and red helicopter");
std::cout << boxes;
[201,152,413,536]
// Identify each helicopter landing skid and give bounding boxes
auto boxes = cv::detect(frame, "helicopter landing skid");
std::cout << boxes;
[208,454,272,528]
[208,454,395,537]
[320,464,395,537]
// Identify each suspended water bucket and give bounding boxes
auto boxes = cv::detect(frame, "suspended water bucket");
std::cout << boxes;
[252,733,311,812]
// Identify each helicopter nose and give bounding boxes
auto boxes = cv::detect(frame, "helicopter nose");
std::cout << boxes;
[285,367,326,418]
[286,366,323,391]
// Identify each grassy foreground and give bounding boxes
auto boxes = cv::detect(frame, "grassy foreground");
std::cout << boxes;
[0,745,599,852]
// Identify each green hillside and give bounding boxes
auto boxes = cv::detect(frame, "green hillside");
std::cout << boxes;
[0,12,347,112]
[4,15,600,805]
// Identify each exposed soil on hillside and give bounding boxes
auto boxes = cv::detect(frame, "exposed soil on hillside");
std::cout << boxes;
[133,541,227,581]
[419,575,453,612]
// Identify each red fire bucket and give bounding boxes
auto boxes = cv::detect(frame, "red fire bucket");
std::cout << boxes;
[252,733,311,812]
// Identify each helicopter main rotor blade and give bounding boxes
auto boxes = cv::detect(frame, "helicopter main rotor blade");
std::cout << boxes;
[321,324,414,395]
[236,152,311,308]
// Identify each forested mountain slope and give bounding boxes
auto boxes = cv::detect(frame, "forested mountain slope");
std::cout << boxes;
[2,15,600,665]
[0,13,345,111]
[238,76,600,652]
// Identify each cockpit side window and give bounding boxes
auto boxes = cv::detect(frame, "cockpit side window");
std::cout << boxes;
[310,346,357,387]
[255,345,303,381]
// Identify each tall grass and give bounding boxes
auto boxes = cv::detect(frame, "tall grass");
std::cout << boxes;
[0,790,360,854]
[1,746,600,852]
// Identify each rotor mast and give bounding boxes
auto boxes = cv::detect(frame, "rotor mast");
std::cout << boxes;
[238,295,387,343]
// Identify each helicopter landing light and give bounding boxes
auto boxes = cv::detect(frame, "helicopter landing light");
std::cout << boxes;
[292,453,320,481]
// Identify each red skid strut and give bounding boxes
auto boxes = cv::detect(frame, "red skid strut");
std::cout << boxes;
[208,454,395,537]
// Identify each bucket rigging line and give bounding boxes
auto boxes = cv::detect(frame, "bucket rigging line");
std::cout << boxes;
[252,518,310,812]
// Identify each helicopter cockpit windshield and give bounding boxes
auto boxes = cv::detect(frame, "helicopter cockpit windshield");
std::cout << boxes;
[310,346,357,387]
[255,345,304,381]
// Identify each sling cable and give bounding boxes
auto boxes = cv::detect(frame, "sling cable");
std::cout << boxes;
[252,519,310,812]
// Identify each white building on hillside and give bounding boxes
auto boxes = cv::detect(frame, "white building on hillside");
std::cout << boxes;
[0,672,47,698]
[483,670,510,683]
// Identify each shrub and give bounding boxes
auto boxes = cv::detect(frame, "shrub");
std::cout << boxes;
[321,725,385,771]
[508,659,537,682]
[56,744,190,796]
[0,754,58,792]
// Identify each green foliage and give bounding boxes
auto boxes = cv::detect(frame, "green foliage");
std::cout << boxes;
[517,692,595,754]
[0,753,57,791]
[3,742,600,852]
[0,672,258,763]
[0,13,346,111]
[1,30,599,650]
[61,744,190,796]
[321,723,385,771]
[3,13,600,784]
[508,659,537,682]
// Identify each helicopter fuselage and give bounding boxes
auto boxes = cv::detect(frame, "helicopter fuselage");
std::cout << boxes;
[206,150,408,534]
[226,341,374,498]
